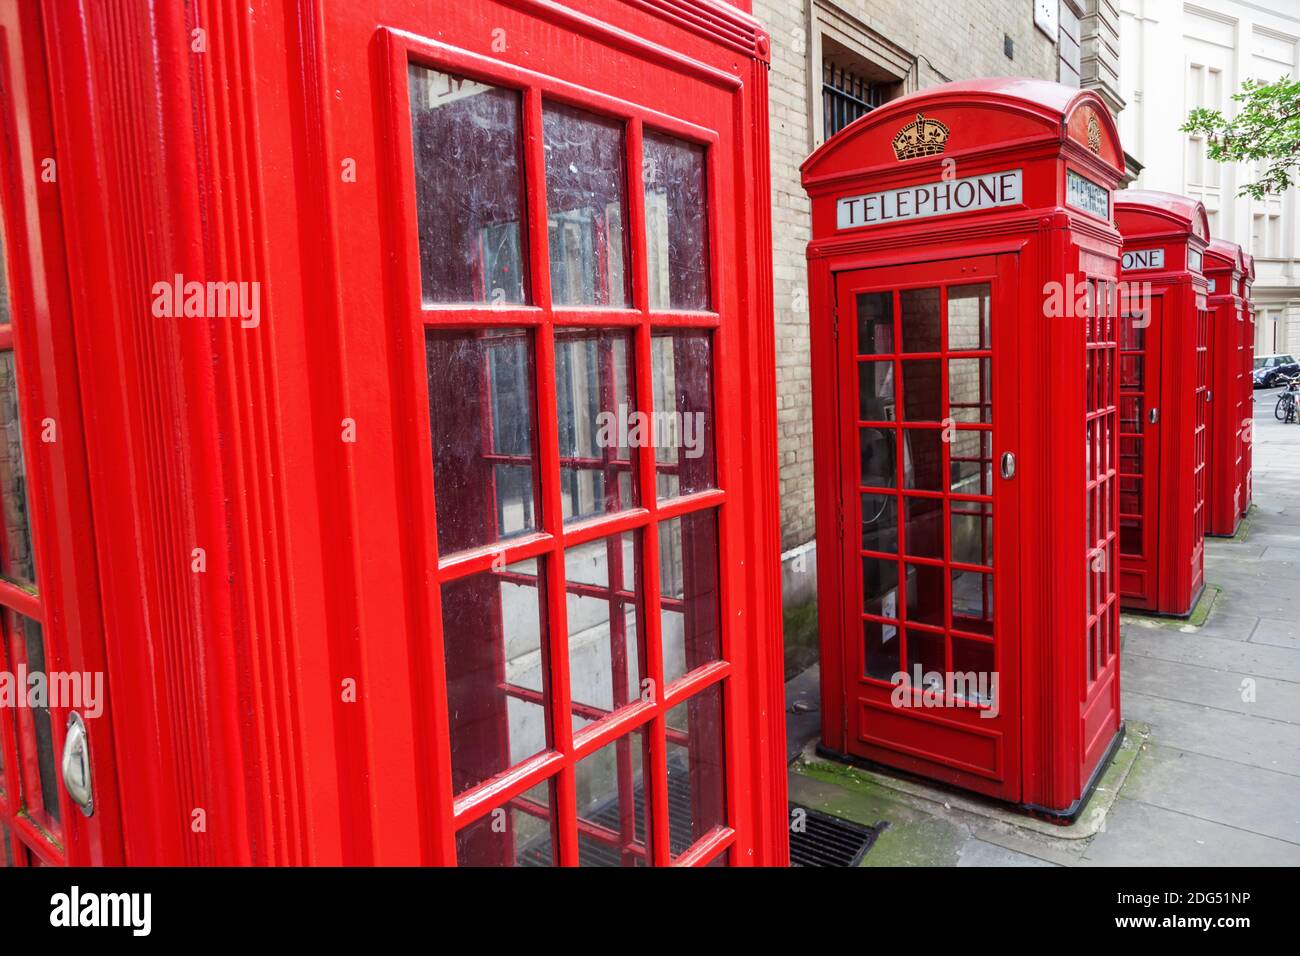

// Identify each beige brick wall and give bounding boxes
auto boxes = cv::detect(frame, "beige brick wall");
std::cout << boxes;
[755,0,1060,551]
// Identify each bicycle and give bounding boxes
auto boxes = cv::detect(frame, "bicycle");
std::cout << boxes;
[1274,375,1300,423]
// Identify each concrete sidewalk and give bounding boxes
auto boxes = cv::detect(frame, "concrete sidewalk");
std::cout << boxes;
[786,386,1300,866]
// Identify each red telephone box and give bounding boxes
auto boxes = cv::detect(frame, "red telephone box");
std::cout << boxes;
[0,0,786,868]
[1203,239,1248,537]
[802,79,1126,817]
[1114,192,1210,616]
[1240,253,1257,517]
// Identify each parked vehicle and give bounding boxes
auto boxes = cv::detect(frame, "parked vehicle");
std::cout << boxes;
[1254,353,1300,388]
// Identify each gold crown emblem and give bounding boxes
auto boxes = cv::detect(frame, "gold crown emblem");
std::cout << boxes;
[1086,109,1102,154]
[891,113,949,161]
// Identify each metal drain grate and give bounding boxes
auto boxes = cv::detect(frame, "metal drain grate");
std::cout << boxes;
[788,804,882,867]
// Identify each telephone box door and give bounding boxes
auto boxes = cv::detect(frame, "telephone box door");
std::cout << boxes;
[835,254,1020,801]
[1118,295,1163,611]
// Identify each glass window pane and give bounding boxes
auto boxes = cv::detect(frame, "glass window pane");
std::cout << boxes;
[949,430,992,495]
[864,618,900,681]
[652,331,715,500]
[659,509,721,686]
[951,639,995,705]
[1121,313,1146,351]
[905,563,946,629]
[952,568,994,636]
[947,284,990,351]
[858,360,894,421]
[901,359,942,421]
[903,496,943,559]
[951,502,993,567]
[857,291,893,355]
[906,628,945,688]
[0,351,36,585]
[861,493,898,553]
[1,823,12,867]
[426,329,538,556]
[1121,354,1144,388]
[900,287,940,353]
[456,780,556,866]
[860,427,897,488]
[555,329,637,522]
[644,132,709,310]
[409,65,527,305]
[6,612,57,824]
[665,681,726,858]
[862,555,899,619]
[575,728,650,866]
[545,104,630,307]
[566,532,644,730]
[902,428,943,491]
[949,357,991,423]
[440,559,549,795]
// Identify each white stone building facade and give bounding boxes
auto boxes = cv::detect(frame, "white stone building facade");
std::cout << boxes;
[1120,0,1300,356]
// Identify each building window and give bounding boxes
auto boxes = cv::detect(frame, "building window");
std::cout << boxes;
[1058,1,1082,88]
[822,59,885,140]
[810,6,913,149]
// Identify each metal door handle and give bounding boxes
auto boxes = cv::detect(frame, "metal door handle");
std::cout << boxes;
[1149,407,1159,424]
[61,711,94,817]
[1000,452,1015,479]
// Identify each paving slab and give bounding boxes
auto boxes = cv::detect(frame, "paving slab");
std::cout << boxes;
[1260,546,1300,562]
[1118,742,1300,845]
[1122,691,1300,776]
[1081,798,1300,866]
[785,663,821,763]
[1120,653,1300,723]
[1169,612,1258,643]
[1251,617,1300,650]
[956,839,1058,867]
[1122,628,1300,683]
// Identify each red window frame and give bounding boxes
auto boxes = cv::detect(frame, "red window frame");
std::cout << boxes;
[0,26,62,866]
[1084,277,1119,691]
[832,252,1022,803]
[380,29,741,866]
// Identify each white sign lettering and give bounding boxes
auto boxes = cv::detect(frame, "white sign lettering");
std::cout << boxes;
[837,169,1022,229]
[1188,248,1203,273]
[1122,248,1165,271]
[1207,278,1217,293]
[1066,170,1109,219]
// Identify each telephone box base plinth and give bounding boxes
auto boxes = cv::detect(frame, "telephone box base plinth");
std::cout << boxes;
[1121,582,1206,621]
[1206,517,1242,539]
[814,723,1127,824]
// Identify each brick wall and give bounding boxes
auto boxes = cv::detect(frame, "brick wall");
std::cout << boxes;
[756,0,1059,552]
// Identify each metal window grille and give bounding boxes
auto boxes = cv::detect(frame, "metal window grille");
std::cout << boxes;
[823,61,883,140]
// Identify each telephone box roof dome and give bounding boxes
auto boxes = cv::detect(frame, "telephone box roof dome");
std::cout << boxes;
[1115,189,1210,239]
[802,76,1123,182]
[904,76,1094,112]
[1205,238,1246,272]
